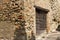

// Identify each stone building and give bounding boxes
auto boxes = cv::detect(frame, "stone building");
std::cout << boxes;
[0,0,60,40]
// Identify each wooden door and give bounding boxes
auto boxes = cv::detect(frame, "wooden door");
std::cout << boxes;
[36,11,47,35]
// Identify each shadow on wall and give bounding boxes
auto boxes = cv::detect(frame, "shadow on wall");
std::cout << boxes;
[14,28,27,40]
[31,31,35,40]
[13,22,36,40]
[56,25,60,31]
[13,19,27,40]
[56,36,60,40]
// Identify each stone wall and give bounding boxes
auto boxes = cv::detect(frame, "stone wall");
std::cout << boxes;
[24,0,35,40]
[35,0,60,32]
[0,0,35,40]
[49,0,60,32]
[0,0,60,40]
[0,0,26,40]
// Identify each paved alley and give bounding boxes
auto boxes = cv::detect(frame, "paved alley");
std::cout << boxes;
[36,31,60,40]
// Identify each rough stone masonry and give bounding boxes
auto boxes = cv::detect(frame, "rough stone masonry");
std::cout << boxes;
[0,0,60,40]
[0,0,35,40]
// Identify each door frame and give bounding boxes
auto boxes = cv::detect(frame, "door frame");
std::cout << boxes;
[34,5,49,33]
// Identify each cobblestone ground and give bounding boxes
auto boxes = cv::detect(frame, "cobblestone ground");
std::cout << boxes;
[36,31,60,40]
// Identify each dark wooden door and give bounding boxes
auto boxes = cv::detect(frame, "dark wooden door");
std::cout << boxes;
[36,11,47,35]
